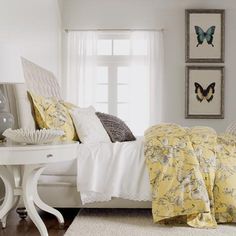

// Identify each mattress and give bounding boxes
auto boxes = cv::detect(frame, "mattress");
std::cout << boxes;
[40,137,152,203]
[42,137,145,177]
[77,137,152,203]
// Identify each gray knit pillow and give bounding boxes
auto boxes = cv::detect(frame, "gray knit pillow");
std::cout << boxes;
[96,112,136,142]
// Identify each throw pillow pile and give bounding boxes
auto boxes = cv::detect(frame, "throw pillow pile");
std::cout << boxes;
[29,91,136,144]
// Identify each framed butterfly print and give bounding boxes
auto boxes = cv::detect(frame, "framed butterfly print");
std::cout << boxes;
[185,66,224,119]
[185,9,225,63]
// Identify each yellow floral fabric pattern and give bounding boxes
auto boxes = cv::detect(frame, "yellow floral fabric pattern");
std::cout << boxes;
[145,123,236,228]
[214,134,236,223]
[29,92,77,141]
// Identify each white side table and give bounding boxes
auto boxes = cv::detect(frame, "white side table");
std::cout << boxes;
[0,141,78,236]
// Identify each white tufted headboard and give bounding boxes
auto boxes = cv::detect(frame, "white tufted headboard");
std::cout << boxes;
[20,58,62,99]
[12,58,62,129]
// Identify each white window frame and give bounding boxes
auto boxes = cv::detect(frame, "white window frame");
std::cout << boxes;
[95,32,147,122]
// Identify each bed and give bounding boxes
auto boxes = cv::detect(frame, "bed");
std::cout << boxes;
[7,58,152,214]
[4,58,236,227]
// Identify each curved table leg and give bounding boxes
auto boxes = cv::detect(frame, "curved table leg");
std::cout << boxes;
[0,166,15,229]
[22,165,65,236]
[32,167,64,226]
[1,215,7,229]
[22,165,49,236]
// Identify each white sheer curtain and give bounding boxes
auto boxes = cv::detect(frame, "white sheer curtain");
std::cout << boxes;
[128,31,164,134]
[66,30,163,135]
[66,31,98,106]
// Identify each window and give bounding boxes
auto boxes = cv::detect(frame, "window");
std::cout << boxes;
[94,32,148,129]
[66,31,163,135]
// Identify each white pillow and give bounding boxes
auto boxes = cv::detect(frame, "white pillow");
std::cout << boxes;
[70,106,111,144]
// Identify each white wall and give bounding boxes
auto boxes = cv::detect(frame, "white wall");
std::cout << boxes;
[0,0,61,201]
[0,0,61,78]
[60,0,236,132]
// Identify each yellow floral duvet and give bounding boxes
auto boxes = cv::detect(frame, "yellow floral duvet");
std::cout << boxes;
[144,123,236,228]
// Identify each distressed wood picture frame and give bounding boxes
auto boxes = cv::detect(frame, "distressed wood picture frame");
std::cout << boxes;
[185,9,225,63]
[185,66,224,119]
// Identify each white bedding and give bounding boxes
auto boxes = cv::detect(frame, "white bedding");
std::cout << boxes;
[77,137,152,204]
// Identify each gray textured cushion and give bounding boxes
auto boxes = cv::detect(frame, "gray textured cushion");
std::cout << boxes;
[96,112,136,142]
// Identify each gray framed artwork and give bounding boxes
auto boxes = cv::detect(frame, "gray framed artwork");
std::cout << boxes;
[185,66,224,119]
[185,9,225,63]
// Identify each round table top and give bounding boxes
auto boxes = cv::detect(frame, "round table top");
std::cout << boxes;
[0,141,78,150]
[0,141,79,165]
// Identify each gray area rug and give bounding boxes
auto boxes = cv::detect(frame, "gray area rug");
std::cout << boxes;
[65,208,236,236]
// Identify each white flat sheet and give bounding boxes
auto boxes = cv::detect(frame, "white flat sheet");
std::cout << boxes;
[77,137,152,204]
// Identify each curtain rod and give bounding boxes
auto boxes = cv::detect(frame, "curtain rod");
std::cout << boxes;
[64,28,164,32]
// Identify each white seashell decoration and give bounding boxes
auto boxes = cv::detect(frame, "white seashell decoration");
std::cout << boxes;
[2,128,65,144]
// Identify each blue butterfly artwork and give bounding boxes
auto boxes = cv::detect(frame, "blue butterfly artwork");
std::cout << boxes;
[194,26,216,47]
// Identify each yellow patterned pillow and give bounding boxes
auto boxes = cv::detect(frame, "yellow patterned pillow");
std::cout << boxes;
[28,91,77,141]
[60,101,79,110]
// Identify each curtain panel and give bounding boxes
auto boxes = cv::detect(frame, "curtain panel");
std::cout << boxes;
[66,30,164,135]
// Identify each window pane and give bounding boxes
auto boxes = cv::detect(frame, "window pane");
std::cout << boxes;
[118,85,128,103]
[95,103,108,113]
[95,85,108,102]
[97,40,112,55]
[113,40,130,55]
[117,103,129,121]
[118,66,129,84]
[132,39,148,55]
[96,66,108,84]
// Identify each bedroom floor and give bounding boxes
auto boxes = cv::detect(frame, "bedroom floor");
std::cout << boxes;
[0,208,79,236]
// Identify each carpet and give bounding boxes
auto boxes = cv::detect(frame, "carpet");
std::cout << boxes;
[65,208,236,236]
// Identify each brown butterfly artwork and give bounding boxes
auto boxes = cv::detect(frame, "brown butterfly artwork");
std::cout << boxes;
[194,82,215,103]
